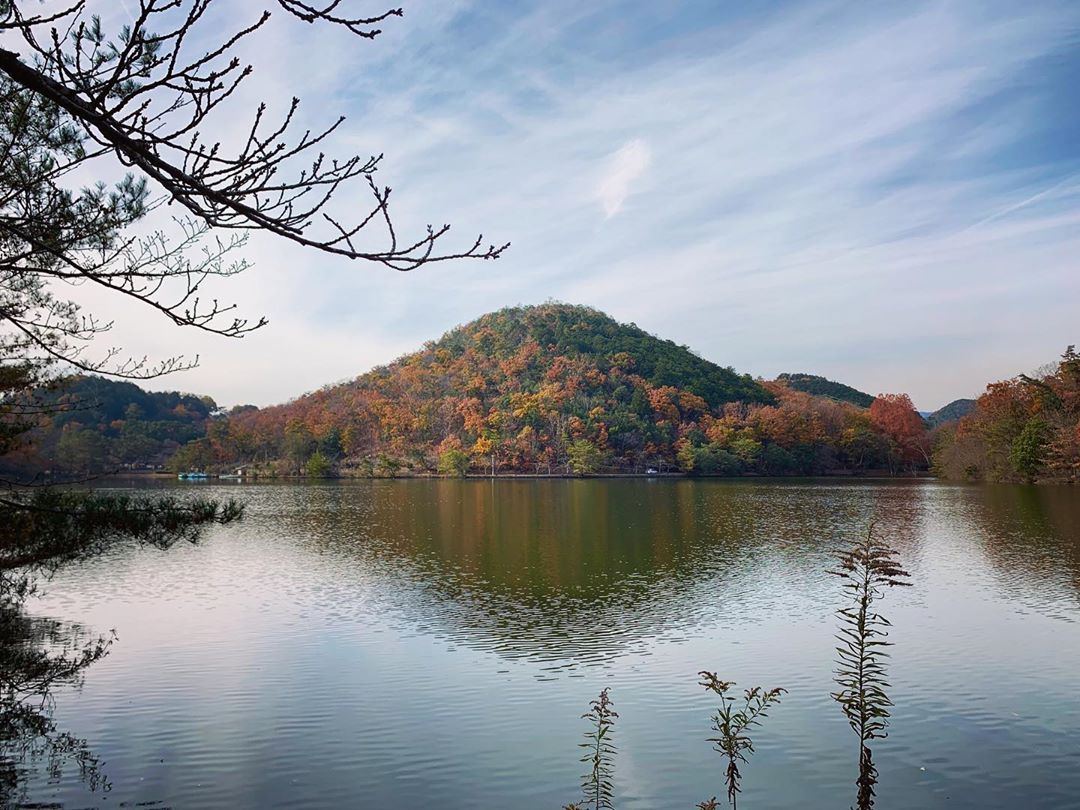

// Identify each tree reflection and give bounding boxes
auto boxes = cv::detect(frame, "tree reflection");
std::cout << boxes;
[280,479,927,665]
[966,484,1080,615]
[0,604,110,805]
[0,490,240,805]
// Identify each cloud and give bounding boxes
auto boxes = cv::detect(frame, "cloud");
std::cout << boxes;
[595,138,651,218]
[58,0,1080,411]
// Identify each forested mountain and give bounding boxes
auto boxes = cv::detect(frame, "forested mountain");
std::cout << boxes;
[0,376,220,477]
[933,348,1080,482]
[926,398,975,427]
[775,373,875,407]
[171,304,930,477]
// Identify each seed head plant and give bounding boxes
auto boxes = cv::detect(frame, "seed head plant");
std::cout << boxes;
[565,687,618,810]
[830,524,911,810]
[698,673,785,810]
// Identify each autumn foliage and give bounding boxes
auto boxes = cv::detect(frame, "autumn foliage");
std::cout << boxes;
[869,394,931,472]
[168,304,931,477]
[934,347,1080,482]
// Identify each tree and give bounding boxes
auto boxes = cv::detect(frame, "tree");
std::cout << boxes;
[1009,418,1047,482]
[438,447,470,478]
[840,416,891,471]
[304,449,333,478]
[868,394,929,473]
[728,434,762,469]
[55,424,106,472]
[761,443,797,475]
[567,439,605,476]
[283,421,315,474]
[677,442,696,474]
[0,2,501,796]
[0,0,505,381]
[374,453,402,478]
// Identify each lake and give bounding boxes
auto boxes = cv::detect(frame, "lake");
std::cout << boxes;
[13,479,1080,808]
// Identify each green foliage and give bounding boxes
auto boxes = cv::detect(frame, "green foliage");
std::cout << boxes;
[167,438,215,473]
[1009,418,1048,481]
[760,444,797,475]
[374,454,402,478]
[318,429,343,461]
[677,442,697,473]
[1,375,216,476]
[830,526,911,810]
[701,447,743,476]
[680,443,743,477]
[728,435,762,466]
[483,304,771,408]
[777,373,874,408]
[437,448,471,477]
[698,674,786,809]
[840,421,892,470]
[304,450,334,478]
[568,439,606,476]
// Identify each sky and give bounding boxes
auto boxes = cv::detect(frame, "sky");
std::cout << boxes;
[80,0,1080,411]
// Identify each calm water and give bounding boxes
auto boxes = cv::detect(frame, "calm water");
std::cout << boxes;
[14,479,1080,808]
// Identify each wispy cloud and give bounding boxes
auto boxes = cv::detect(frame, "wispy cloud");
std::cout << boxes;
[77,0,1080,410]
[596,139,651,218]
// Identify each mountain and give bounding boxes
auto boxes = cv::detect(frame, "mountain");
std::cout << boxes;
[0,375,219,476]
[926,398,975,427]
[176,303,774,473]
[173,303,929,477]
[774,373,875,407]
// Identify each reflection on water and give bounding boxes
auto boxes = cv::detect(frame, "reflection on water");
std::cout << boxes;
[0,607,108,806]
[292,480,932,665]
[968,485,1080,619]
[8,479,1080,809]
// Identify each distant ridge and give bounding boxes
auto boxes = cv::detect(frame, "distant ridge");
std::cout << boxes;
[926,398,975,427]
[0,375,218,476]
[775,373,875,408]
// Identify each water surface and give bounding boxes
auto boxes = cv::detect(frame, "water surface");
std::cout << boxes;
[17,479,1080,808]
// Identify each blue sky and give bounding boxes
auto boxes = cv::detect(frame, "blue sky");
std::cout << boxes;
[95,0,1080,410]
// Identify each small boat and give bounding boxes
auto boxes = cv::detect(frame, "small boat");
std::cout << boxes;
[218,473,243,480]
[177,471,210,480]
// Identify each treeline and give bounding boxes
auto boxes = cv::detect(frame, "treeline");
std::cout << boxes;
[933,347,1080,482]
[1,376,221,477]
[170,304,933,478]
[673,387,928,477]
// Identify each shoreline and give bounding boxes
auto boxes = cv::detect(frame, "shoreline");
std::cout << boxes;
[111,470,939,482]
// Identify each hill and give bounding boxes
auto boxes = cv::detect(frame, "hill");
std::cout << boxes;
[775,373,875,407]
[177,304,774,474]
[926,398,975,427]
[0,375,220,476]
[175,303,929,477]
